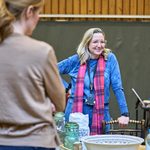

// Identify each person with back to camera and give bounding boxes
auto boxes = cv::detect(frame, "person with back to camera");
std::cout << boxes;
[58,28,129,135]
[0,0,66,150]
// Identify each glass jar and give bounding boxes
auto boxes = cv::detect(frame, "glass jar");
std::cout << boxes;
[54,112,65,144]
[64,122,79,150]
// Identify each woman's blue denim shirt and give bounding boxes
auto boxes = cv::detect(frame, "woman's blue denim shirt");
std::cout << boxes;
[58,52,129,132]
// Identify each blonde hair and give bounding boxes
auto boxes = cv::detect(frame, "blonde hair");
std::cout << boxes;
[77,28,111,64]
[0,0,43,43]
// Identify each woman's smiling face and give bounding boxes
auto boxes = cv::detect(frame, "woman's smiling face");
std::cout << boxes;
[88,32,106,59]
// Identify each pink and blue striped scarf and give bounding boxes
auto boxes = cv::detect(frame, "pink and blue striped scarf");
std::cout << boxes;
[73,55,105,135]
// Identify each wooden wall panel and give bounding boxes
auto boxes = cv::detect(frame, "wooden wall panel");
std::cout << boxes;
[80,0,87,14]
[87,0,94,14]
[73,0,80,14]
[73,0,80,20]
[145,0,150,15]
[116,0,123,15]
[66,0,73,14]
[95,0,102,21]
[137,0,144,15]
[123,0,130,14]
[51,0,58,14]
[42,0,150,21]
[101,0,109,21]
[43,0,51,14]
[95,0,102,14]
[109,0,116,14]
[116,0,123,21]
[130,0,137,15]
[59,0,65,14]
[101,0,109,15]
[87,0,94,20]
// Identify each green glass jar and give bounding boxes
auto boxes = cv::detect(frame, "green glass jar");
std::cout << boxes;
[54,112,65,144]
[64,122,79,150]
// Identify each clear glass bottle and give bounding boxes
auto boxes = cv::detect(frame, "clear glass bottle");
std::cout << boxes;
[146,128,150,150]
[64,122,79,150]
[54,112,65,144]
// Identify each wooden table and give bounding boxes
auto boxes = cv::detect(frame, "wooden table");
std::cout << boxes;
[138,145,145,150]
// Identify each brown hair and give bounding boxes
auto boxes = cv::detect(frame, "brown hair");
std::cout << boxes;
[0,0,43,43]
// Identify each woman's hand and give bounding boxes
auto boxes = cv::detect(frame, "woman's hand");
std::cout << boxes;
[117,116,129,127]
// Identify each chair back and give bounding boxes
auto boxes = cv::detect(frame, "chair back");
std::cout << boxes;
[102,119,145,139]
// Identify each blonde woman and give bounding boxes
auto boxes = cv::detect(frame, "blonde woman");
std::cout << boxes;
[0,0,66,149]
[58,28,129,135]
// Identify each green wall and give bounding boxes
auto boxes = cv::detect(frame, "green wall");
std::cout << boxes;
[33,20,150,121]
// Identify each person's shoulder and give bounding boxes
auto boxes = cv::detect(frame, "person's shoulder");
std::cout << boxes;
[62,54,80,66]
[27,36,53,53]
[107,50,117,60]
[68,54,79,60]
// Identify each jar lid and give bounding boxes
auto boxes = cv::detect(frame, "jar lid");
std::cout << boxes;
[54,112,64,117]
[143,100,150,104]
[65,122,79,129]
[143,100,150,108]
